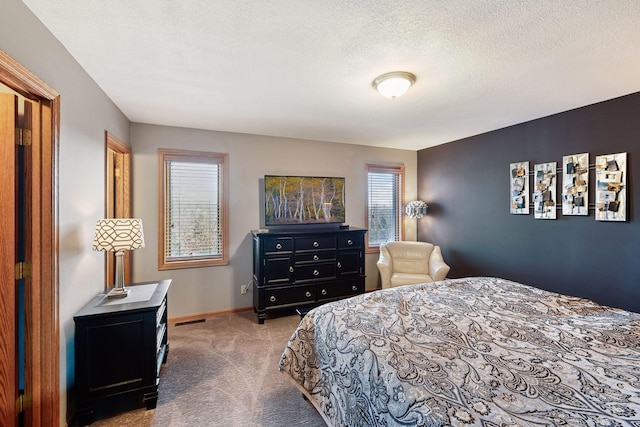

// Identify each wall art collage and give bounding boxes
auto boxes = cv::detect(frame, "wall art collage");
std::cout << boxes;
[510,152,627,222]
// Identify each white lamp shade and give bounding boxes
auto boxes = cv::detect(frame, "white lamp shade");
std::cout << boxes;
[93,218,145,252]
[405,201,428,218]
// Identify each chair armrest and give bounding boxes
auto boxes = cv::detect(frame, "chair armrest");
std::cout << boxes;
[429,246,450,282]
[376,244,393,289]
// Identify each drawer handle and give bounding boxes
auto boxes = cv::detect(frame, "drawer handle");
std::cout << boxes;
[313,270,319,276]
[347,239,353,245]
[313,255,319,261]
[352,285,358,291]
[337,262,342,268]
[313,241,319,247]
[289,266,294,273]
[275,243,282,250]
[270,296,276,302]
[305,291,312,298]
[321,289,327,296]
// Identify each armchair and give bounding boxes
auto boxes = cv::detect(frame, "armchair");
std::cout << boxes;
[377,241,450,289]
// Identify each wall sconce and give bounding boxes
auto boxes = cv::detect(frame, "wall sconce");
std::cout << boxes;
[93,218,145,298]
[373,71,416,99]
[405,201,428,218]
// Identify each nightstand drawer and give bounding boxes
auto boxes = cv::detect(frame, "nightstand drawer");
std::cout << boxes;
[156,323,167,353]
[156,299,166,327]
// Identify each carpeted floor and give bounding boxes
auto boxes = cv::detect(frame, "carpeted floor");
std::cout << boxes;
[89,311,326,427]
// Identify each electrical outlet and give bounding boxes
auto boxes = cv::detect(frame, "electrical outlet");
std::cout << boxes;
[240,284,249,294]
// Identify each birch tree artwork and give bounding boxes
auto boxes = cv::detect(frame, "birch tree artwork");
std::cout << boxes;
[264,176,345,225]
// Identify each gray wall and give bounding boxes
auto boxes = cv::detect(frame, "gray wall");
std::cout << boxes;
[2,0,131,423]
[130,123,418,319]
[417,92,640,313]
[2,2,416,421]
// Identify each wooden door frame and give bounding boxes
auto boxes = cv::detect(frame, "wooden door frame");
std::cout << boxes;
[0,49,60,426]
[105,132,132,286]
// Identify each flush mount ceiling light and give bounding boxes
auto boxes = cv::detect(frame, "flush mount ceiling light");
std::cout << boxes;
[373,71,416,99]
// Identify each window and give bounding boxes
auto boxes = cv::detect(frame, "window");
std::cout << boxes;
[366,164,404,252]
[158,149,229,269]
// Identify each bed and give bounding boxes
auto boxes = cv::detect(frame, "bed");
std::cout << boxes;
[279,277,640,426]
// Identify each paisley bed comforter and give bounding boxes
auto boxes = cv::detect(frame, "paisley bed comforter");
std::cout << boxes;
[279,277,640,426]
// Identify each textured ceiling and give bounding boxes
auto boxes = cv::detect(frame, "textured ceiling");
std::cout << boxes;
[22,0,640,150]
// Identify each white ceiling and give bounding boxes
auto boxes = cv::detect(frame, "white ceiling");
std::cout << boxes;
[22,0,640,150]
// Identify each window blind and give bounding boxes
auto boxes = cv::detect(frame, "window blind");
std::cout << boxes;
[165,160,222,260]
[367,167,403,247]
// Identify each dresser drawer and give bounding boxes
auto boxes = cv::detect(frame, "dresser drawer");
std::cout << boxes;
[295,262,336,282]
[263,255,293,285]
[338,234,361,249]
[295,251,335,264]
[317,279,364,302]
[337,250,361,276]
[264,285,315,308]
[264,238,293,253]
[295,236,336,251]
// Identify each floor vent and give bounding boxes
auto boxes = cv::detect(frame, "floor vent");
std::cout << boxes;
[174,318,206,327]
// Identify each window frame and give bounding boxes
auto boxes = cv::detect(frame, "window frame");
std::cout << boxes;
[157,148,229,270]
[365,163,405,254]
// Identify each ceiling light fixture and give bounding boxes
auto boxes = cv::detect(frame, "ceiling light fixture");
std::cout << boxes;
[373,71,416,100]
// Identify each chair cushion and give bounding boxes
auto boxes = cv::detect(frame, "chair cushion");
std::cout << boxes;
[386,241,434,275]
[390,273,434,288]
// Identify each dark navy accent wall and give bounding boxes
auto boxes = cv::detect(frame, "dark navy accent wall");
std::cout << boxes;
[417,92,640,313]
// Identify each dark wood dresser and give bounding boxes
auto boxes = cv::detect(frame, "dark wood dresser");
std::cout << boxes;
[73,279,171,425]
[252,227,366,323]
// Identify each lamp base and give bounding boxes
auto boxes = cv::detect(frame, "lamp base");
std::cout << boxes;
[107,286,130,299]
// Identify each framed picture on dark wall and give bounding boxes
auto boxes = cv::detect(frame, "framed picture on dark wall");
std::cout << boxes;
[533,162,557,220]
[510,161,529,214]
[562,153,589,216]
[595,152,626,221]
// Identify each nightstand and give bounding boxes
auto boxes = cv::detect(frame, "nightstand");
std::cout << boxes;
[74,279,171,425]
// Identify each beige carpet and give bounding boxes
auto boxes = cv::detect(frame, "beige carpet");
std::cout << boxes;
[90,311,326,427]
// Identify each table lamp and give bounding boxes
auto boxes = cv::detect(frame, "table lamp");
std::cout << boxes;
[405,200,428,219]
[93,218,145,298]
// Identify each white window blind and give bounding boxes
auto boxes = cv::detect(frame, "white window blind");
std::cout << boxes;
[159,149,228,269]
[367,166,403,248]
[166,161,222,259]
